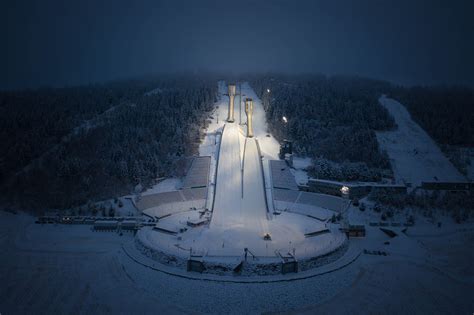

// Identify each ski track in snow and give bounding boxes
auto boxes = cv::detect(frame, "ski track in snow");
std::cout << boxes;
[376,96,465,186]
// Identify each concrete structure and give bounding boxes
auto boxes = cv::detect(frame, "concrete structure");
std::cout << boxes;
[270,160,299,190]
[344,225,366,237]
[137,156,211,219]
[182,156,211,189]
[245,98,254,138]
[227,84,236,122]
[306,179,407,199]
[93,220,118,231]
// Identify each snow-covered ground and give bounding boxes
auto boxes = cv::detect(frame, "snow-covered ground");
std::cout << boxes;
[2,209,473,314]
[210,124,269,235]
[210,123,243,228]
[240,82,281,213]
[140,210,344,260]
[141,178,182,196]
[138,81,345,259]
[376,96,466,186]
[291,156,312,185]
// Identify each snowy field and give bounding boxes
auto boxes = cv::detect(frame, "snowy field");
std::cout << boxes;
[139,211,345,260]
[2,210,473,314]
[376,96,466,186]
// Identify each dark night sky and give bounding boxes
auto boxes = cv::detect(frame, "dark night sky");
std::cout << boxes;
[1,0,473,89]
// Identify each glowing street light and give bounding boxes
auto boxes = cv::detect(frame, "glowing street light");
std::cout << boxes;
[340,186,350,196]
[267,88,271,93]
[340,185,350,228]
[282,116,288,124]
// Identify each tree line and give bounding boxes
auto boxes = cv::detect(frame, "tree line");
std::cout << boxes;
[389,85,474,146]
[389,85,474,176]
[250,74,395,181]
[0,76,217,211]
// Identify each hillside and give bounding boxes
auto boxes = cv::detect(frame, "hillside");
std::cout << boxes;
[0,76,217,210]
[250,74,395,182]
[389,86,474,178]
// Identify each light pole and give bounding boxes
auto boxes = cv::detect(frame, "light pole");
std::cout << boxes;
[340,186,350,196]
[282,116,289,139]
[263,88,271,110]
[340,186,350,228]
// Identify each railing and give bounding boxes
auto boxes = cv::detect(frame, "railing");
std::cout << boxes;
[255,138,270,215]
[210,125,225,213]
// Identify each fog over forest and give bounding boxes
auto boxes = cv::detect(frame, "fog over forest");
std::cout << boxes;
[2,0,474,90]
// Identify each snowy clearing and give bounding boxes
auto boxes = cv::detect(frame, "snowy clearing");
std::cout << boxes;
[376,96,465,186]
[2,210,473,314]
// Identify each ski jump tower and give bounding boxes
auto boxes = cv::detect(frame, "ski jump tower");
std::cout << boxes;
[245,98,254,138]
[227,84,236,122]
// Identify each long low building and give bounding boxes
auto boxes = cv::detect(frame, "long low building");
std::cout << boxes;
[306,178,407,198]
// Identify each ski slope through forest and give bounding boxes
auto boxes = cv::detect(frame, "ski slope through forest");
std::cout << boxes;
[210,110,269,238]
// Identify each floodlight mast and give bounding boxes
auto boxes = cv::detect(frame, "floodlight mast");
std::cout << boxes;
[340,185,350,228]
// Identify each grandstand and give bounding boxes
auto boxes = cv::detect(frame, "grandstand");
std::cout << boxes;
[182,156,211,189]
[136,156,210,219]
[270,160,299,190]
[270,160,350,219]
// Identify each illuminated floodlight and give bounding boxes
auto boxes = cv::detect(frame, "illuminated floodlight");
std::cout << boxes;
[340,186,350,195]
[267,88,271,93]
[282,116,288,124]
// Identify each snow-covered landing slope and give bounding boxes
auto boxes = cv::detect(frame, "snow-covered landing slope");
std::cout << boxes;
[376,96,465,186]
[241,137,269,234]
[240,82,280,214]
[211,123,269,233]
[210,123,243,228]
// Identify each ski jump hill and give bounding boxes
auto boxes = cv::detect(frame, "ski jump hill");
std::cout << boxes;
[134,82,348,276]
[211,123,269,237]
